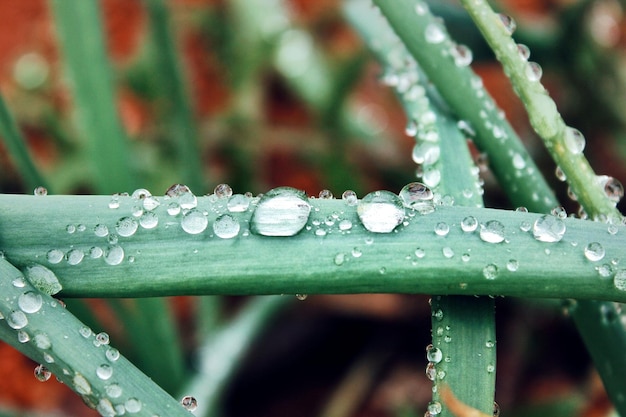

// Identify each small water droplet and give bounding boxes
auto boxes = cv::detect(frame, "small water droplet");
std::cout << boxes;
[104,245,124,265]
[34,364,51,382]
[95,332,110,346]
[525,61,543,82]
[79,326,92,338]
[181,209,208,234]
[18,330,30,343]
[427,401,442,416]
[414,3,429,15]
[584,242,605,262]
[166,184,197,210]
[483,264,499,280]
[487,364,496,373]
[142,196,160,211]
[12,277,26,288]
[96,399,116,417]
[73,373,91,395]
[34,332,51,349]
[425,362,436,381]
[555,166,567,182]
[426,345,443,363]
[125,398,142,413]
[89,246,103,259]
[295,294,308,301]
[480,220,505,243]
[461,216,478,232]
[399,182,434,213]
[342,190,358,206]
[181,396,198,412]
[486,340,495,348]
[251,187,311,236]
[422,168,441,188]
[564,126,585,155]
[520,220,531,232]
[139,211,158,229]
[357,191,405,233]
[451,43,473,67]
[105,383,122,398]
[18,291,43,313]
[115,217,138,237]
[351,247,362,258]
[339,219,353,231]
[506,259,519,272]
[66,249,84,265]
[613,269,626,291]
[512,153,526,169]
[94,224,109,237]
[412,142,441,165]
[318,189,333,199]
[227,194,251,212]
[7,310,28,329]
[596,175,624,204]
[442,247,454,258]
[517,43,530,60]
[334,253,346,266]
[415,248,425,258]
[425,23,445,44]
[214,183,233,199]
[167,202,181,216]
[33,186,48,196]
[533,215,566,242]
[434,222,450,237]
[108,194,120,209]
[597,263,613,278]
[498,13,517,35]
[132,188,151,200]
[96,364,113,380]
[106,347,120,362]
[493,401,501,417]
[213,214,240,239]
[24,264,62,295]
[462,253,471,262]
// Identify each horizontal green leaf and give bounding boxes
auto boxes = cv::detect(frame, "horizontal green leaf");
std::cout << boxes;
[0,194,624,301]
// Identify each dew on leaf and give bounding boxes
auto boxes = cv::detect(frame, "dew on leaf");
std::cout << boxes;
[18,291,43,314]
[461,216,478,232]
[116,217,138,237]
[213,214,240,239]
[227,194,250,212]
[7,310,28,329]
[181,209,208,234]
[342,190,358,206]
[66,249,84,265]
[533,215,566,242]
[251,187,311,236]
[525,62,543,82]
[356,191,405,233]
[584,242,605,262]
[96,364,113,380]
[480,220,505,243]
[564,126,585,155]
[399,182,434,213]
[498,13,517,35]
[104,246,124,266]
[434,222,449,237]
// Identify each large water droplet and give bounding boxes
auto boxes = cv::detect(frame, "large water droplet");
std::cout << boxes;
[564,127,585,154]
[480,220,505,243]
[213,214,240,239]
[18,291,43,314]
[104,245,125,266]
[357,191,405,233]
[584,242,605,262]
[532,215,566,242]
[181,209,208,234]
[115,217,138,237]
[24,264,62,295]
[399,182,434,213]
[250,187,311,236]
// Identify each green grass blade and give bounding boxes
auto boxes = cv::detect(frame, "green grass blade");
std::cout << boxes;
[0,257,193,417]
[372,0,556,212]
[182,296,290,417]
[0,194,624,301]
[143,0,204,192]
[0,94,49,192]
[50,0,132,193]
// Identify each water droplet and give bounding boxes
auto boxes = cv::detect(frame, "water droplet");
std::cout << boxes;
[351,247,362,258]
[106,347,120,362]
[422,168,441,188]
[425,23,445,44]
[596,175,624,204]
[414,3,429,15]
[139,211,159,229]
[486,340,495,348]
[18,330,30,343]
[105,383,122,398]
[181,396,198,412]
[66,224,76,234]
[96,399,116,417]
[115,217,138,237]
[79,326,92,338]
[66,249,84,265]
[415,248,425,258]
[608,224,619,235]
[34,364,51,382]
[433,309,444,321]
[493,401,501,417]
[24,264,62,295]
[461,216,478,232]
[555,166,566,182]
[357,191,405,233]
[342,190,358,206]
[213,183,233,199]
[34,186,47,196]
[104,245,124,265]
[95,332,110,346]
[442,247,454,258]
[94,224,109,238]
[142,196,160,211]
[167,202,181,216]
[125,398,142,413]
[462,253,471,262]
[434,222,450,237]
[525,62,543,82]
[412,142,441,165]
[18,291,43,313]
[597,263,613,278]
[519,221,531,232]
[506,259,519,272]
[166,184,197,210]
[89,246,103,259]
[451,43,473,67]
[334,253,346,266]
[97,364,113,380]
[533,215,566,242]
[227,194,251,212]
[319,189,333,199]
[339,219,353,231]
[7,310,28,329]
[584,242,605,262]
[296,294,308,301]
[181,209,208,234]
[483,264,499,280]
[613,269,626,291]
[498,13,517,35]
[399,182,434,213]
[517,43,530,60]
[34,332,51,349]
[73,373,91,395]
[425,362,436,381]
[132,188,151,200]
[426,345,443,363]
[251,187,311,236]
[487,364,496,373]
[564,127,585,154]
[108,194,120,209]
[480,220,505,243]
[213,214,240,239]
[512,153,526,169]
[45,248,63,264]
[427,401,442,416]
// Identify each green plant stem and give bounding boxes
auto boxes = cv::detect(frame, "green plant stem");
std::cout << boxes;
[50,0,133,194]
[0,194,624,300]
[0,94,49,192]
[144,0,205,192]
[372,0,556,212]
[458,0,621,221]
[0,258,192,417]
[181,296,289,417]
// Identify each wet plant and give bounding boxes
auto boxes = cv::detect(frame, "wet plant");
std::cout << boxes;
[1,1,625,417]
